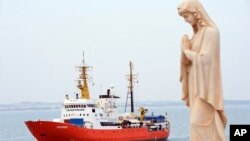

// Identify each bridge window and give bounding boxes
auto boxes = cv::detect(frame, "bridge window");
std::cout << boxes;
[87,104,95,107]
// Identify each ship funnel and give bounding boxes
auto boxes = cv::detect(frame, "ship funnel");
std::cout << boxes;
[107,89,110,95]
[65,94,69,100]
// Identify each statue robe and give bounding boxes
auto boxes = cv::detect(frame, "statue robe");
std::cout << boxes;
[180,27,227,141]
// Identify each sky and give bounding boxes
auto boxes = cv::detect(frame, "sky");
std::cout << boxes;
[0,0,250,104]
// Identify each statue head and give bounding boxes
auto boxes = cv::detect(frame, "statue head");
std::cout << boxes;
[177,0,217,32]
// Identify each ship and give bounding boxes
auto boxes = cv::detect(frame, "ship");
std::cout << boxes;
[25,53,170,141]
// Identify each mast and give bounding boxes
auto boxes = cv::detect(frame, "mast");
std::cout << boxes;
[129,61,134,113]
[125,61,138,113]
[77,52,91,99]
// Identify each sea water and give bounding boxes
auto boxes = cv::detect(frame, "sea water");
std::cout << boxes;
[0,101,250,141]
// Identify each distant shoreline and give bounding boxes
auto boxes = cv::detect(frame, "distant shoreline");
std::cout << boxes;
[1,99,250,105]
[1,100,250,112]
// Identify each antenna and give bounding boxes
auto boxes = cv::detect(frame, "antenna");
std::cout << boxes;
[82,51,85,64]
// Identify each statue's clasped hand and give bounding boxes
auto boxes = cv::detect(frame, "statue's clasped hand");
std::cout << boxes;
[181,34,191,52]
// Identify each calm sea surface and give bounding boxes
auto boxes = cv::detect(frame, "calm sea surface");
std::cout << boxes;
[0,101,250,141]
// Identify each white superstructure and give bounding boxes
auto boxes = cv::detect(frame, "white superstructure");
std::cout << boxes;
[60,90,121,129]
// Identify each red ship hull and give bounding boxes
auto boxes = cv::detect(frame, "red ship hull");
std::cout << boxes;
[25,121,170,141]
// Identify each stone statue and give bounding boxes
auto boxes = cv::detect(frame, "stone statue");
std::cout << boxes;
[177,0,227,140]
